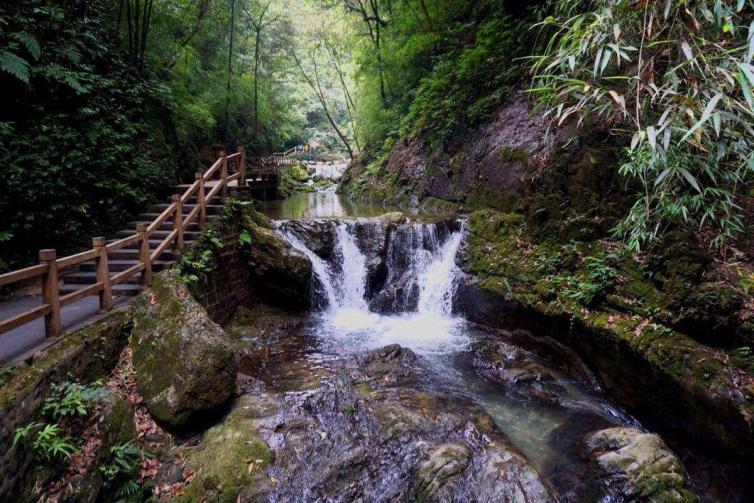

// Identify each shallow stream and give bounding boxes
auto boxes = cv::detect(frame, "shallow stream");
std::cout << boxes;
[250,193,662,500]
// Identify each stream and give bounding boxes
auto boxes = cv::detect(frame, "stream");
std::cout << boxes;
[241,192,717,501]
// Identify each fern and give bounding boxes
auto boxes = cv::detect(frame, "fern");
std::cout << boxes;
[10,32,41,60]
[0,49,30,83]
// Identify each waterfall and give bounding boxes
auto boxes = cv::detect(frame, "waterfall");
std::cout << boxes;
[280,218,464,315]
[416,228,464,316]
[279,217,468,354]
[279,227,337,306]
[335,223,368,310]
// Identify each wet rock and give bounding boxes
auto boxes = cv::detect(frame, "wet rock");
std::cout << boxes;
[378,211,406,224]
[253,345,555,502]
[131,271,237,427]
[225,304,310,380]
[413,443,470,500]
[368,276,419,314]
[587,427,696,502]
[281,219,337,260]
[462,338,568,406]
[352,219,390,295]
[242,219,313,310]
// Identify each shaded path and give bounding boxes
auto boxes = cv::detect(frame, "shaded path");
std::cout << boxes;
[0,294,132,365]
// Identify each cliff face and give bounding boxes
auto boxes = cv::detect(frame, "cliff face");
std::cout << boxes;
[342,93,562,210]
[341,92,628,230]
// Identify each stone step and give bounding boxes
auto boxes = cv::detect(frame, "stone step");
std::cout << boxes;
[148,203,225,216]
[63,271,142,286]
[108,248,179,262]
[59,282,143,296]
[125,220,203,233]
[78,259,173,273]
[136,212,220,223]
[114,229,200,241]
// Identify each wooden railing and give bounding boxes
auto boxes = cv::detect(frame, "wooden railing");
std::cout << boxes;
[272,146,297,166]
[0,148,247,339]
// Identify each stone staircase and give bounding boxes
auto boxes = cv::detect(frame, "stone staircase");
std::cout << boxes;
[59,186,225,298]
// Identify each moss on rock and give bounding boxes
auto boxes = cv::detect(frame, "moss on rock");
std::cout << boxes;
[176,395,272,503]
[130,271,237,427]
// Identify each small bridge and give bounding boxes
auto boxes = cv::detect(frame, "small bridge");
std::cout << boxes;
[0,148,281,364]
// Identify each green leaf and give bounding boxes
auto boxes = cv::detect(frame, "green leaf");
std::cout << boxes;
[0,49,30,83]
[11,32,41,60]
[680,93,723,142]
[679,168,702,193]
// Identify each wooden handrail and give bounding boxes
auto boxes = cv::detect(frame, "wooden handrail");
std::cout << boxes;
[0,147,247,340]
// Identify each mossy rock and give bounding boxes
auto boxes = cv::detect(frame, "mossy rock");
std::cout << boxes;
[130,271,237,428]
[240,216,312,310]
[175,395,272,503]
[588,427,696,502]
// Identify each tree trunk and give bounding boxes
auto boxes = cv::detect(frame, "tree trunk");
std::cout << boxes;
[224,0,236,146]
[254,30,260,134]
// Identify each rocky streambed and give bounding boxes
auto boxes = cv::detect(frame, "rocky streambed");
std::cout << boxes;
[4,203,750,501]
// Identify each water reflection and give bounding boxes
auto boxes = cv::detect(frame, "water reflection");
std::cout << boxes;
[257,191,398,219]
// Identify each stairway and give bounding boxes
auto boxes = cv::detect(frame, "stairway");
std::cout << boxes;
[58,185,226,298]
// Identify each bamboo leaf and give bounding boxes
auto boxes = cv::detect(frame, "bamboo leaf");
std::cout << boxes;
[679,168,702,193]
[681,93,723,142]
[681,40,693,61]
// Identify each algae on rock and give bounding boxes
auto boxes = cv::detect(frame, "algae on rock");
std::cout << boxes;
[130,271,237,428]
[173,395,272,503]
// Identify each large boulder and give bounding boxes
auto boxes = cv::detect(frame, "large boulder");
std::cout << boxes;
[167,395,272,503]
[131,271,237,427]
[587,427,695,502]
[352,218,390,295]
[242,219,312,310]
[279,219,337,260]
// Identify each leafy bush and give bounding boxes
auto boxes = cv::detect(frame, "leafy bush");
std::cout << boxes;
[100,441,144,500]
[531,0,754,250]
[564,253,618,305]
[0,1,179,270]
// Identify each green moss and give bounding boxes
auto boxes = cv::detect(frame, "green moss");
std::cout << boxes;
[177,395,272,503]
[0,308,132,409]
[498,146,531,166]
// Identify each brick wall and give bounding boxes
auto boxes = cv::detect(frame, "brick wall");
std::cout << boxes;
[187,188,257,324]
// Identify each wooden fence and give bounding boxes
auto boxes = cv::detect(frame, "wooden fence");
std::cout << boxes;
[0,148,248,339]
[272,146,297,166]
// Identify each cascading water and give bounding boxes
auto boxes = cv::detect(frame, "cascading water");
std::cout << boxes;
[279,218,469,354]
[273,213,647,500]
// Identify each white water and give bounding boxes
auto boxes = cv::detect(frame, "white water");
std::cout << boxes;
[282,220,470,355]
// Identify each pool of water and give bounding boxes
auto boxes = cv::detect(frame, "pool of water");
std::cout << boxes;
[257,191,399,219]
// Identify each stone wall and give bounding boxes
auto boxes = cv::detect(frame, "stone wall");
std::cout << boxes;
[0,310,132,500]
[190,223,253,324]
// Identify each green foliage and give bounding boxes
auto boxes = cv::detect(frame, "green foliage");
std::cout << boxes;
[42,379,105,420]
[564,253,618,306]
[348,0,532,158]
[100,441,144,500]
[530,0,754,250]
[0,0,177,270]
[13,422,76,464]
[176,228,224,284]
[402,14,523,148]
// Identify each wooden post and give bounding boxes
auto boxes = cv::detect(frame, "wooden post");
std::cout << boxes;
[93,237,113,311]
[173,194,184,252]
[220,150,228,198]
[196,172,206,229]
[39,249,61,337]
[238,146,247,187]
[137,224,152,287]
